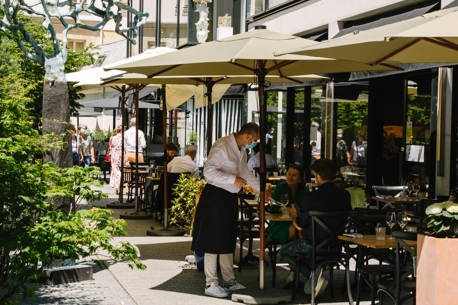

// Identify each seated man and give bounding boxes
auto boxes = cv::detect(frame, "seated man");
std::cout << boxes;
[167,147,200,179]
[247,143,277,174]
[155,142,178,166]
[279,159,351,298]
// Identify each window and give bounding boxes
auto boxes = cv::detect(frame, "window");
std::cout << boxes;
[67,40,85,50]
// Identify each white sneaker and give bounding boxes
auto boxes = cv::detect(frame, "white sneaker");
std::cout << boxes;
[223,282,246,293]
[285,271,295,285]
[205,283,229,298]
[304,267,323,295]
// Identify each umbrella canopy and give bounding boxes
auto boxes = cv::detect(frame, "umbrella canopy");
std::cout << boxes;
[104,25,391,292]
[276,7,458,66]
[105,28,393,77]
[67,68,231,110]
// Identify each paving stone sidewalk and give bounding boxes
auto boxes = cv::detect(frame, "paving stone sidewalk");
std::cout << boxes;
[21,183,386,305]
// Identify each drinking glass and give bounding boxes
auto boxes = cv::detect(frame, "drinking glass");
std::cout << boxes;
[386,212,396,239]
[398,212,408,231]
[281,194,289,207]
[413,182,421,197]
[407,182,414,197]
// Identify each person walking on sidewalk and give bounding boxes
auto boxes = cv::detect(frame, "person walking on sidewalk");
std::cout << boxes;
[191,122,261,298]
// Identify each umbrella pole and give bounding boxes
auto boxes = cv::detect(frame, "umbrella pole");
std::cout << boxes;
[162,85,169,229]
[206,78,214,156]
[134,85,140,211]
[257,63,267,291]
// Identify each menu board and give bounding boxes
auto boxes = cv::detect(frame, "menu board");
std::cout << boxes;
[406,145,424,162]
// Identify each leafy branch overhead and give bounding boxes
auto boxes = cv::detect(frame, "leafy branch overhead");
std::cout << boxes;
[0,0,148,80]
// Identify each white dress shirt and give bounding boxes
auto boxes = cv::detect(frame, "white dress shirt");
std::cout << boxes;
[247,152,278,171]
[167,155,200,179]
[203,133,259,193]
[124,127,146,152]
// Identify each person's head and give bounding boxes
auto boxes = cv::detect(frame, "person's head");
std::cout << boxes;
[237,122,260,149]
[311,122,320,130]
[78,124,89,136]
[130,118,136,127]
[79,123,88,131]
[310,158,336,185]
[337,129,343,140]
[286,164,305,189]
[112,125,123,136]
[269,127,275,135]
[185,147,197,160]
[356,132,364,143]
[166,142,178,158]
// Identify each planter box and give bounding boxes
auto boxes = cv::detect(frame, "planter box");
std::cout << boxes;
[417,234,458,305]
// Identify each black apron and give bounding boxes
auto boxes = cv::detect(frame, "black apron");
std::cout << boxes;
[191,184,238,254]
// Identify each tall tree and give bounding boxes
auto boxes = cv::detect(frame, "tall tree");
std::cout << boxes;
[0,0,148,167]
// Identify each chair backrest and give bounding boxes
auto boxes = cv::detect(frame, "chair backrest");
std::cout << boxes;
[253,167,278,177]
[392,230,417,304]
[372,185,405,197]
[309,210,355,256]
[155,172,190,210]
[353,208,402,234]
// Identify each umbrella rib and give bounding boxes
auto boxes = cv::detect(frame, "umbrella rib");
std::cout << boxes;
[147,65,181,78]
[375,39,421,65]
[424,37,458,52]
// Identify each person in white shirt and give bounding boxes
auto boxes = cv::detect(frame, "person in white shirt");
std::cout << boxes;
[167,147,200,179]
[124,118,146,164]
[191,122,261,298]
[247,143,277,174]
[310,122,321,161]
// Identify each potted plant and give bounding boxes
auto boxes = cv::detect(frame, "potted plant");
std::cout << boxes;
[169,174,206,270]
[169,174,206,234]
[417,201,458,304]
[188,131,198,145]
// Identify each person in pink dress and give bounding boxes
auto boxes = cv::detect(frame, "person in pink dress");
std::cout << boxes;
[109,125,124,194]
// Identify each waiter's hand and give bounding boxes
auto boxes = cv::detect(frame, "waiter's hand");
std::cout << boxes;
[234,176,247,187]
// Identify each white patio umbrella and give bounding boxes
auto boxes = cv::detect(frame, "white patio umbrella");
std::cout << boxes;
[276,7,458,66]
[66,49,230,209]
[104,25,392,294]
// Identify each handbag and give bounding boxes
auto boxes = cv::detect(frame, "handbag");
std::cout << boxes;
[105,139,111,162]
[105,153,111,162]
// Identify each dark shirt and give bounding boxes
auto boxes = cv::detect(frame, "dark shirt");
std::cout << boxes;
[296,182,352,244]
[155,154,174,166]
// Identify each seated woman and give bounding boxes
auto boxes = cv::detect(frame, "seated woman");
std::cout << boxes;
[268,164,308,244]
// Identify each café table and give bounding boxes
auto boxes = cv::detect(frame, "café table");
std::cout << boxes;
[371,196,421,210]
[339,234,417,305]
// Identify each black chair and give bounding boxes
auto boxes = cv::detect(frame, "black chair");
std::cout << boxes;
[352,208,403,305]
[377,231,417,305]
[372,185,405,209]
[237,194,259,272]
[154,172,185,223]
[126,162,149,204]
[293,210,355,305]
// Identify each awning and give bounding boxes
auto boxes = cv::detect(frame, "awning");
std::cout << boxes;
[444,0,458,9]
[333,3,438,38]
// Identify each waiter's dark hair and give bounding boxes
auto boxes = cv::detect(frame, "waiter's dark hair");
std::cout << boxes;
[310,158,336,181]
[238,122,259,137]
